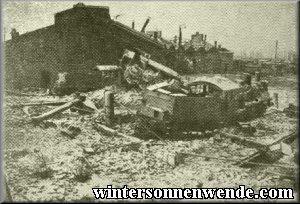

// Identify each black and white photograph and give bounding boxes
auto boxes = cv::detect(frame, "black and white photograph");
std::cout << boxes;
[1,0,299,202]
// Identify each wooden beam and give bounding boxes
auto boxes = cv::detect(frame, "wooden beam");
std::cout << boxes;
[11,101,68,108]
[231,131,296,167]
[234,151,262,166]
[180,152,295,169]
[268,131,296,146]
[220,132,268,152]
[31,98,82,123]
[93,122,141,143]
[140,55,182,80]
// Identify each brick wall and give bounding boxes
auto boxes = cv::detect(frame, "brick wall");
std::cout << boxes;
[5,4,167,91]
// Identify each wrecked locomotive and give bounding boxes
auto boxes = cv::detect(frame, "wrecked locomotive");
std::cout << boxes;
[120,50,273,138]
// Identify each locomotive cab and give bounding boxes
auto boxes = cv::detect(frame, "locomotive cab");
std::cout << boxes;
[137,76,247,136]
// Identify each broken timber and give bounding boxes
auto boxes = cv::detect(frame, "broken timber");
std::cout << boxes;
[220,132,268,151]
[268,131,296,146]
[11,101,68,108]
[70,107,95,114]
[5,90,47,97]
[104,91,114,126]
[140,55,182,81]
[234,151,262,166]
[179,152,295,169]
[31,98,83,123]
[222,131,296,167]
[93,122,141,143]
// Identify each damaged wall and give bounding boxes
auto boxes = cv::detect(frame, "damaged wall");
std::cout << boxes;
[178,34,234,74]
[5,3,168,91]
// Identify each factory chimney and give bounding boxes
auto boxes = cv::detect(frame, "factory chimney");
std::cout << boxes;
[274,40,278,64]
[141,17,150,33]
[179,26,182,47]
[214,41,217,48]
[132,21,135,29]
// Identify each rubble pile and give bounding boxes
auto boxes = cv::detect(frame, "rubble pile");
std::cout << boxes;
[85,89,106,109]
[85,88,143,110]
[115,90,143,108]
[3,75,298,202]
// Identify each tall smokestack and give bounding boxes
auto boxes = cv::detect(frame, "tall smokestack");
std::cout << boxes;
[274,40,278,63]
[141,17,150,33]
[204,35,207,41]
[179,26,182,47]
[132,21,135,29]
[214,41,217,48]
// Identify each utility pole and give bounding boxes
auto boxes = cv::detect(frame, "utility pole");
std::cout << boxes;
[178,24,186,48]
[274,40,279,76]
[178,26,182,47]
[274,40,278,64]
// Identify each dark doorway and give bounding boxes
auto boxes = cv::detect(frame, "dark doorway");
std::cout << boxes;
[41,70,51,88]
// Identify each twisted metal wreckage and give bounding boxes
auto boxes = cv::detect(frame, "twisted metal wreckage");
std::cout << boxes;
[16,49,296,170]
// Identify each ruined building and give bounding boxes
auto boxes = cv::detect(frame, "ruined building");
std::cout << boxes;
[5,3,234,91]
[146,31,162,40]
[5,3,168,90]
[183,32,234,73]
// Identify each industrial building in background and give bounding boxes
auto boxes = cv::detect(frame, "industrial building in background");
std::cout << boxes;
[5,3,234,91]
[182,32,234,74]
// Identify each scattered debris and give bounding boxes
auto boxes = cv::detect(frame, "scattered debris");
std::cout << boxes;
[51,72,74,96]
[238,122,256,135]
[72,157,93,182]
[18,151,54,179]
[83,148,95,155]
[4,73,298,201]
[31,97,85,123]
[283,103,298,118]
[93,122,141,143]
[22,106,31,117]
[11,101,68,108]
[234,131,297,166]
[281,142,293,155]
[221,132,268,152]
[40,121,57,129]
[60,124,81,139]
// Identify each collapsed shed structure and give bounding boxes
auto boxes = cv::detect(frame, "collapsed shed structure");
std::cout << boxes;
[5,3,235,91]
[4,3,168,91]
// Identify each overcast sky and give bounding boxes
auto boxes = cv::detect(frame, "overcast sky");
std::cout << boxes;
[3,1,298,58]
